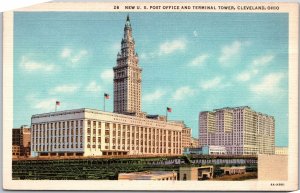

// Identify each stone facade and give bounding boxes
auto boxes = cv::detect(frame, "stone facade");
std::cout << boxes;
[182,127,191,148]
[31,108,183,157]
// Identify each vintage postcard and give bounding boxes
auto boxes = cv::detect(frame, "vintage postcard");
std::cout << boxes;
[2,1,299,191]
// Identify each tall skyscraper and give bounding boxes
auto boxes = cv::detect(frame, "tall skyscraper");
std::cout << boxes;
[113,15,142,115]
[199,106,275,155]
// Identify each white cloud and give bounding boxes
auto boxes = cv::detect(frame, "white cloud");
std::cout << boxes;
[193,30,198,37]
[252,54,274,66]
[139,52,156,60]
[34,98,57,111]
[143,89,166,102]
[235,54,275,82]
[219,41,242,65]
[61,48,72,58]
[172,86,195,101]
[159,38,186,55]
[250,72,285,96]
[20,56,56,72]
[189,54,209,67]
[236,71,252,82]
[60,48,88,66]
[71,50,88,64]
[49,84,79,95]
[235,68,259,82]
[252,69,259,76]
[26,94,59,111]
[140,38,187,59]
[100,69,114,82]
[200,77,222,90]
[86,81,101,93]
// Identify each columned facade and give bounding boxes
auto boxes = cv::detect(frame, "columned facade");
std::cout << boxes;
[31,109,183,157]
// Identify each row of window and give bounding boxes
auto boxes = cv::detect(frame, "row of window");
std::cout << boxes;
[32,128,83,138]
[33,143,83,151]
[87,143,181,154]
[87,134,180,144]
[32,121,83,130]
[33,136,83,144]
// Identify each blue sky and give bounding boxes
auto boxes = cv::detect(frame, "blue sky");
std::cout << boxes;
[14,12,288,146]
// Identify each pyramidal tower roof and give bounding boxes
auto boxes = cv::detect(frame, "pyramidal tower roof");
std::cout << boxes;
[125,14,131,28]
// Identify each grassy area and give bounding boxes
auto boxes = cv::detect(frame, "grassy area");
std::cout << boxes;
[211,172,257,181]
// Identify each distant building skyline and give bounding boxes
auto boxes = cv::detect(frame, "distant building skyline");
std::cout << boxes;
[14,12,288,146]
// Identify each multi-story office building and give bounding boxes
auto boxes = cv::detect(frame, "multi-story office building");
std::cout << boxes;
[199,106,275,155]
[182,127,192,148]
[12,125,31,157]
[257,113,276,154]
[190,137,199,148]
[31,109,183,157]
[199,111,215,146]
[30,15,185,157]
[182,127,199,149]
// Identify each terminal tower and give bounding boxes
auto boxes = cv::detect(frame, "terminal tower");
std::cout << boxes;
[113,15,142,115]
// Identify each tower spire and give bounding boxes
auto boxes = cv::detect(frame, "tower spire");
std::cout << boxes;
[113,15,142,115]
[125,14,131,29]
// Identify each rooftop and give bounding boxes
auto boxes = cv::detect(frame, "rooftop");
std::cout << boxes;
[31,108,185,127]
[201,106,274,118]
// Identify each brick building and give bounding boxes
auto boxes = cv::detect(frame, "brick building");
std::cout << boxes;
[12,125,31,157]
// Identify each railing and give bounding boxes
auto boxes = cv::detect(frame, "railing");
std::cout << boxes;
[13,153,257,161]
[13,154,184,161]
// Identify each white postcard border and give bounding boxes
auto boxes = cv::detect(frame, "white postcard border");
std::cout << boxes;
[3,2,299,191]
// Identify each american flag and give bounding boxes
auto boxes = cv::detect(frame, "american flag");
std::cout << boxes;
[104,93,110,99]
[167,107,172,112]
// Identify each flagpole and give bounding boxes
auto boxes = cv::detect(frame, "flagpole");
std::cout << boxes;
[104,95,105,112]
[55,104,57,112]
[166,108,168,122]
